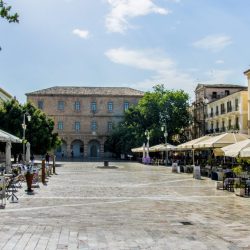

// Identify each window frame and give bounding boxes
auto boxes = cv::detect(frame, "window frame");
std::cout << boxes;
[75,121,80,132]
[74,101,81,111]
[58,121,64,130]
[58,101,65,111]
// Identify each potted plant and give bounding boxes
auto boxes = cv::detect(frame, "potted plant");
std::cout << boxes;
[234,182,245,197]
[232,165,245,196]
[232,165,243,177]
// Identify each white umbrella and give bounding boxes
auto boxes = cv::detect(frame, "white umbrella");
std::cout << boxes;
[240,147,250,158]
[193,133,249,149]
[221,139,250,157]
[142,143,145,158]
[0,129,22,143]
[146,141,149,158]
[177,135,212,165]
[176,135,211,150]
[149,143,176,152]
[131,146,144,153]
[26,142,31,163]
[5,140,11,173]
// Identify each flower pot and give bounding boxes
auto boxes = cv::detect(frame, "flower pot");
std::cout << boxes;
[25,173,34,193]
[234,188,245,197]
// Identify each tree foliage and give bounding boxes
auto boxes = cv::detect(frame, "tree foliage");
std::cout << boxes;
[105,84,191,157]
[0,0,19,23]
[0,99,61,155]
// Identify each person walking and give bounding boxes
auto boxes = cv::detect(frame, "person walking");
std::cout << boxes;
[18,153,23,163]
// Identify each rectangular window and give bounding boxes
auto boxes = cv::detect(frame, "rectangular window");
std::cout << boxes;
[235,117,239,129]
[91,102,97,112]
[221,103,225,114]
[212,92,217,99]
[91,121,97,131]
[108,102,113,112]
[228,119,232,129]
[210,108,213,117]
[124,102,129,111]
[227,101,232,112]
[74,101,80,111]
[216,106,219,115]
[58,101,64,111]
[108,122,113,132]
[211,122,214,132]
[58,121,63,130]
[235,99,239,111]
[222,121,225,131]
[75,121,80,132]
[38,100,44,110]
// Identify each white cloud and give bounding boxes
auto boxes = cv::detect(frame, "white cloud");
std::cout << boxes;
[105,0,170,33]
[105,47,195,96]
[193,35,232,52]
[72,29,90,39]
[215,59,224,64]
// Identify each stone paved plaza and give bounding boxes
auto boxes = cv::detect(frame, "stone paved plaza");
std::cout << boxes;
[1,161,250,250]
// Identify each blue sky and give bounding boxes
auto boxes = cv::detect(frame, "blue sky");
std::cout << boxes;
[1,0,250,103]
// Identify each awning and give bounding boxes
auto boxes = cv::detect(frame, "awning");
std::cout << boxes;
[149,143,176,152]
[131,146,144,153]
[0,129,22,143]
[193,133,249,149]
[176,135,211,150]
[221,139,250,158]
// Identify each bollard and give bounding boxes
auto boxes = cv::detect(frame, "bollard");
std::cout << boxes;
[42,159,46,184]
[53,155,56,174]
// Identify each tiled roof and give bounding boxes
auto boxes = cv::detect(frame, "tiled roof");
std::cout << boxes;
[196,83,246,90]
[26,86,144,97]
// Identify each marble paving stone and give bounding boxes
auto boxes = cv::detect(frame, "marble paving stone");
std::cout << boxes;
[2,162,250,249]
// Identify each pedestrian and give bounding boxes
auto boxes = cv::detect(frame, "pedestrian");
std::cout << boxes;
[61,150,64,159]
[45,152,50,165]
[18,153,22,163]
[71,150,74,158]
[13,153,17,163]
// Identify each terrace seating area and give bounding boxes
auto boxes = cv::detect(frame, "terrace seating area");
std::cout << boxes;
[0,161,54,209]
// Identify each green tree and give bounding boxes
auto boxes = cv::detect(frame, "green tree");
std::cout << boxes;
[0,99,61,155]
[0,0,19,23]
[105,84,190,156]
[0,1,19,50]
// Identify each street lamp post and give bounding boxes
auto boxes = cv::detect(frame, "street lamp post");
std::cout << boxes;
[145,130,150,160]
[161,125,168,166]
[22,112,31,163]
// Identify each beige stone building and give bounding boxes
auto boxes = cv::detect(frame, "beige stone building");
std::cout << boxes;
[191,84,247,138]
[26,86,144,158]
[206,90,248,134]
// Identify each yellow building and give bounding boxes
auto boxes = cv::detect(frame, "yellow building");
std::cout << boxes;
[0,88,12,104]
[206,90,248,134]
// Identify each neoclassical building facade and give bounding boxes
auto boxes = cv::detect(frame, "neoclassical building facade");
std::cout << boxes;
[191,84,247,138]
[26,86,144,158]
[206,90,248,134]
